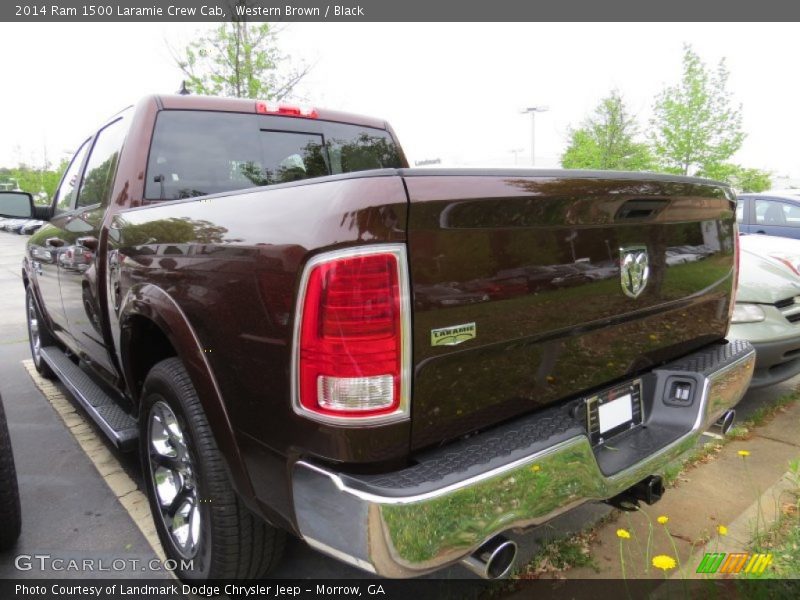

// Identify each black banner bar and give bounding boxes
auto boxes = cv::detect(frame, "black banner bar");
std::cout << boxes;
[3,0,800,22]
[3,578,800,600]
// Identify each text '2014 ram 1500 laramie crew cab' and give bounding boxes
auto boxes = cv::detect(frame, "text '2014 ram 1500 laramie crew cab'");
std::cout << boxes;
[0,95,755,580]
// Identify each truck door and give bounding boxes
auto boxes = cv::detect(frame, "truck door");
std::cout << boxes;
[58,116,128,382]
[30,139,91,339]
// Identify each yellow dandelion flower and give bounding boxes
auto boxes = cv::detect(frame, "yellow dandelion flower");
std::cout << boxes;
[531,465,541,473]
[717,525,728,536]
[652,555,677,571]
[657,515,669,525]
[616,529,631,539]
[738,450,750,457]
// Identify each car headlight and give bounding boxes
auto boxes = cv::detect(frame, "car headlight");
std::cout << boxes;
[731,303,766,324]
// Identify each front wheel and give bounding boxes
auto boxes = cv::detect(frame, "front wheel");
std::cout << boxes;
[26,288,55,379]
[139,357,285,580]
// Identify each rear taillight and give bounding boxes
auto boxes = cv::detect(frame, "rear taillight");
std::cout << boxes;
[292,245,410,425]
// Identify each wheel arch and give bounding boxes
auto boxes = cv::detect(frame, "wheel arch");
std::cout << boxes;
[118,284,259,511]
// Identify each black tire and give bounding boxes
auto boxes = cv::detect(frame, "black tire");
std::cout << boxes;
[26,287,56,379]
[139,357,285,580]
[0,395,22,551]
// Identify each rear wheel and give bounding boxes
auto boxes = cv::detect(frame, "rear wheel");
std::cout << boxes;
[140,358,285,580]
[26,288,55,379]
[0,395,22,551]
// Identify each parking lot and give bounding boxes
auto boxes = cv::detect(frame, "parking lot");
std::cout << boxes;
[0,229,796,581]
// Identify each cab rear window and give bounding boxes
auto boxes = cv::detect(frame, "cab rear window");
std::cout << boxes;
[144,110,402,201]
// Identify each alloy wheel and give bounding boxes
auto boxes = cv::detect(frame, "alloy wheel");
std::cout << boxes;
[27,294,41,364]
[147,400,202,559]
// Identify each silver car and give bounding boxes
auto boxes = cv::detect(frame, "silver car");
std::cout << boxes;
[729,234,800,388]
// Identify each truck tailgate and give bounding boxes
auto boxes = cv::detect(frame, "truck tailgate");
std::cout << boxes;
[403,171,736,450]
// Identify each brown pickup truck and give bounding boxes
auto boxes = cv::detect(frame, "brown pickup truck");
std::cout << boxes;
[0,94,755,580]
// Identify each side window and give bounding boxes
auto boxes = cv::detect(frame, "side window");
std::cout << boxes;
[77,118,128,209]
[785,203,800,226]
[755,199,800,227]
[54,140,91,215]
[735,199,745,223]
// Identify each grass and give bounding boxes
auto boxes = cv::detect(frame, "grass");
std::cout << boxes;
[742,459,800,579]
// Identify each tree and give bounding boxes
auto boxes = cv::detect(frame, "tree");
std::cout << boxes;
[0,159,68,202]
[701,163,772,192]
[561,90,653,171]
[650,45,744,176]
[729,167,772,192]
[173,20,311,100]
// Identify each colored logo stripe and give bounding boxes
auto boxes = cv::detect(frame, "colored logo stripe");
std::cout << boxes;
[745,553,773,575]
[697,552,773,574]
[720,553,749,573]
[697,553,726,573]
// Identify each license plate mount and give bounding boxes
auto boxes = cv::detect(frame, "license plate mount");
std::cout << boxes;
[586,379,643,445]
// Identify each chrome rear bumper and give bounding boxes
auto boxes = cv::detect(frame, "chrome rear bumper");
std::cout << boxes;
[292,340,755,577]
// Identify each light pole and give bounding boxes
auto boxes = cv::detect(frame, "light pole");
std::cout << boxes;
[509,148,524,166]
[521,106,549,166]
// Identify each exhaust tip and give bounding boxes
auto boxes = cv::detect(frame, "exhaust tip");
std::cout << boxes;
[715,410,736,436]
[461,536,518,579]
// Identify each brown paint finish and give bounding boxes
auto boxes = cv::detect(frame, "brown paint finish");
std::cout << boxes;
[23,94,738,535]
[404,174,735,448]
[111,175,411,468]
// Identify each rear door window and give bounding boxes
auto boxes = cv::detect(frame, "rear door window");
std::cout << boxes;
[755,199,800,227]
[77,116,129,208]
[54,140,91,214]
[145,111,402,201]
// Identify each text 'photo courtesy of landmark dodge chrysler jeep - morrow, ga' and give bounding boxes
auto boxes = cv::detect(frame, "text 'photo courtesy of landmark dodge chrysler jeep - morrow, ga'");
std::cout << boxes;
[0,94,755,580]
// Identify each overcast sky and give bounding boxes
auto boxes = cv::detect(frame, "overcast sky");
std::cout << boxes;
[1,22,798,178]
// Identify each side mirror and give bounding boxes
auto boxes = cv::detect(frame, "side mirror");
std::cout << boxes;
[0,191,34,219]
